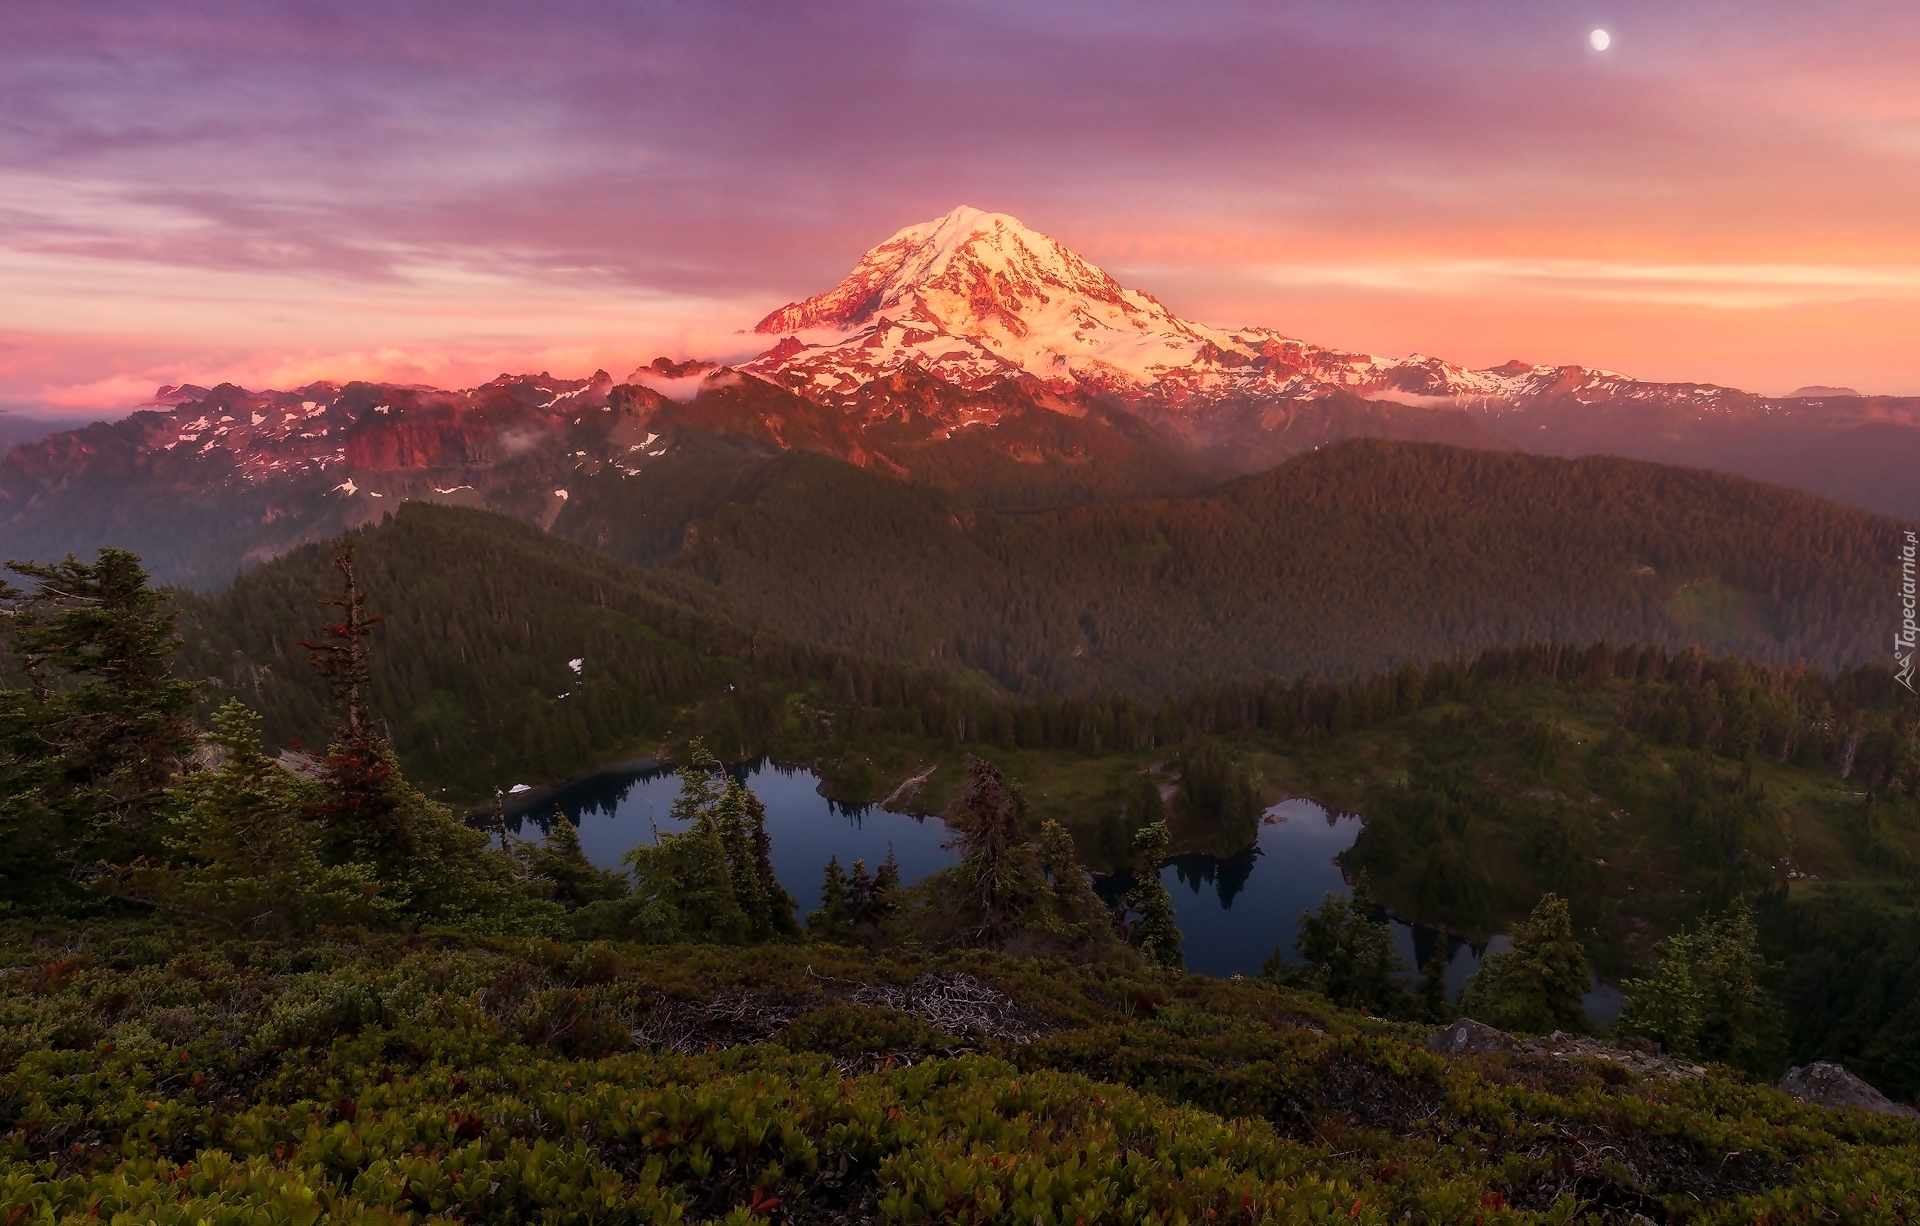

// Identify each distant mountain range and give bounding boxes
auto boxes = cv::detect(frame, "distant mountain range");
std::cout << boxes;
[2,205,1915,588]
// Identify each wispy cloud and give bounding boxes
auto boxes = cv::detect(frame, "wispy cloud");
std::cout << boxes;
[3,0,1919,404]
[1237,260,1920,311]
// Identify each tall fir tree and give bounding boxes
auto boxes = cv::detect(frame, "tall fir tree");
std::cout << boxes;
[715,775,772,935]
[0,548,198,905]
[748,790,799,935]
[1460,893,1591,1034]
[1125,821,1184,972]
[298,544,411,869]
[282,542,535,928]
[622,739,747,942]
[942,755,1040,937]
[808,855,852,940]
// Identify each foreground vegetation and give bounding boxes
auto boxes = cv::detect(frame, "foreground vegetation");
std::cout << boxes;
[6,925,1920,1225]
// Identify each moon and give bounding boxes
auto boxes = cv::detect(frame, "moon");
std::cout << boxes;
[1590,29,1611,51]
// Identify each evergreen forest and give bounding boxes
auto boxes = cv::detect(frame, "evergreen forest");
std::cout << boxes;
[570,441,1904,694]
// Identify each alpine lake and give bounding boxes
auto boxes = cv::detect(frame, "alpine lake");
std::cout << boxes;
[502,759,1623,1023]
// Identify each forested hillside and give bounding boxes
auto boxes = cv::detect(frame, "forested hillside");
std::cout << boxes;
[170,505,977,798]
[640,440,1903,694]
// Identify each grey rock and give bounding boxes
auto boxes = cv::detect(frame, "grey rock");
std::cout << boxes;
[1523,1032,1704,1080]
[1427,1017,1513,1056]
[1778,1062,1919,1118]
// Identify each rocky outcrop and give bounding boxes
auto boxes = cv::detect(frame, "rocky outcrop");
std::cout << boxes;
[1428,1018,1514,1056]
[1778,1062,1919,1118]
[1428,1020,1707,1080]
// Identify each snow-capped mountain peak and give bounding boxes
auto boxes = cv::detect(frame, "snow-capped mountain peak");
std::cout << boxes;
[750,205,1234,397]
[745,206,1556,407]
[745,207,1778,423]
[756,205,1170,337]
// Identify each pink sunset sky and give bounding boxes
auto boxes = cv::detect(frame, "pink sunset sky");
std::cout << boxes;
[4,0,1919,418]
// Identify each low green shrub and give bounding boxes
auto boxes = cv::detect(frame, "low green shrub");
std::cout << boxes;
[1,923,1916,1224]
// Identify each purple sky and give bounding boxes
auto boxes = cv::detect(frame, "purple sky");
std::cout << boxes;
[4,0,1919,413]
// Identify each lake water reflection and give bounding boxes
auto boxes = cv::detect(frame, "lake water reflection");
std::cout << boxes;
[1132,798,1621,1023]
[507,768,1620,1023]
[505,758,958,913]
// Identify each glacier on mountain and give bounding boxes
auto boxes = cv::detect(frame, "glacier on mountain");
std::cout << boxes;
[744,205,1720,419]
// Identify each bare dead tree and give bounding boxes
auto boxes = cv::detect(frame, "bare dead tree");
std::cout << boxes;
[298,543,383,743]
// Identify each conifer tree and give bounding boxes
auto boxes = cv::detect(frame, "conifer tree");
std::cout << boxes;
[942,755,1040,936]
[0,548,198,902]
[846,858,876,925]
[666,738,727,829]
[300,543,381,743]
[1277,874,1407,1015]
[1460,893,1590,1034]
[808,855,852,940]
[104,700,391,936]
[715,776,771,934]
[623,739,746,942]
[1125,820,1184,972]
[299,544,411,869]
[527,808,628,908]
[1037,817,1109,938]
[1616,934,1702,1052]
[748,790,799,935]
[871,847,903,924]
[1617,899,1782,1072]
[282,544,537,928]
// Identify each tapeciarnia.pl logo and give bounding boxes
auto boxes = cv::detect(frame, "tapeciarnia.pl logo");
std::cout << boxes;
[1900,530,1918,693]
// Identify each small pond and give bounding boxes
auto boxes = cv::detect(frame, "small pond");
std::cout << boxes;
[505,765,1620,1023]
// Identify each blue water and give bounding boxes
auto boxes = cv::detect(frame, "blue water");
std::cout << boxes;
[1139,798,1620,1022]
[508,769,1621,1023]
[506,758,958,913]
